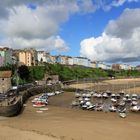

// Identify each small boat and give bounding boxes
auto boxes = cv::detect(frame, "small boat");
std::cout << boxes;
[131,101,138,106]
[125,94,130,98]
[111,98,117,102]
[71,101,79,107]
[36,110,43,113]
[132,94,138,98]
[39,108,49,111]
[75,93,81,98]
[47,92,55,96]
[55,91,61,95]
[33,102,46,108]
[116,94,121,99]
[130,106,140,112]
[109,105,117,112]
[84,97,90,101]
[81,104,88,110]
[119,113,126,118]
[92,93,98,98]
[111,93,116,98]
[102,93,108,98]
[96,93,102,98]
[106,90,112,96]
[119,101,125,106]
[119,90,125,96]
[86,93,92,98]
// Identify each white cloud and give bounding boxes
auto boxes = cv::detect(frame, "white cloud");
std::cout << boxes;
[0,1,79,51]
[105,8,140,39]
[111,0,126,7]
[5,36,69,52]
[0,3,78,39]
[80,8,140,63]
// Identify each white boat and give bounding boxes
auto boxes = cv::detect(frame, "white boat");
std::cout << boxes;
[132,94,138,98]
[125,94,130,98]
[33,104,46,108]
[119,113,126,118]
[55,91,61,95]
[47,92,55,96]
[71,101,79,107]
[86,93,92,98]
[39,108,49,111]
[103,93,108,98]
[109,105,117,112]
[36,110,43,113]
[84,97,90,101]
[131,101,138,106]
[81,104,88,109]
[75,93,81,98]
[92,93,98,98]
[111,93,116,98]
[118,107,126,113]
[111,98,117,102]
[96,94,102,98]
[130,106,140,112]
[119,101,125,106]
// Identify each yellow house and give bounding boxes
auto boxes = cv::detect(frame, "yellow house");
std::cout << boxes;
[14,48,37,66]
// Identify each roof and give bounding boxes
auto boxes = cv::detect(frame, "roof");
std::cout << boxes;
[0,71,12,78]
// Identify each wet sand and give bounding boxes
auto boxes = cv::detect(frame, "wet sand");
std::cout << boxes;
[1,79,140,140]
[69,78,140,94]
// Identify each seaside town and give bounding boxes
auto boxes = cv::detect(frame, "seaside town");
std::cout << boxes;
[0,47,137,70]
[0,1,140,140]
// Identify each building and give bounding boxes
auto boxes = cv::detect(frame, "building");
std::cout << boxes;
[37,51,51,64]
[13,48,37,66]
[136,65,140,71]
[56,55,69,65]
[112,64,132,71]
[96,62,109,70]
[73,57,91,67]
[49,55,56,64]
[0,71,12,93]
[0,47,13,67]
[91,61,97,68]
[112,64,121,71]
[67,56,74,65]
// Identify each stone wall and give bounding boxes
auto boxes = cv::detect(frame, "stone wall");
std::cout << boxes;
[0,78,11,93]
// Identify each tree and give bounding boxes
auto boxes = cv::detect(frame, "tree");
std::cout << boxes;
[18,65,30,81]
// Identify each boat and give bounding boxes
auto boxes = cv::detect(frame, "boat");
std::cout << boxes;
[119,113,126,118]
[109,105,117,112]
[75,93,81,98]
[36,110,43,113]
[71,101,79,107]
[130,106,140,112]
[39,108,49,111]
[111,98,117,103]
[33,101,46,108]
[55,91,61,95]
[102,92,108,98]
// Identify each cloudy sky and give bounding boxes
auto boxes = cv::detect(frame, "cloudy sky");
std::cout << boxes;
[0,0,140,65]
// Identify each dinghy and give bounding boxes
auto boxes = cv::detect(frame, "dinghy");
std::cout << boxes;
[119,113,126,118]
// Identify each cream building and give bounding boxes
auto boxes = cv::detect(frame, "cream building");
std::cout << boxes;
[14,48,37,66]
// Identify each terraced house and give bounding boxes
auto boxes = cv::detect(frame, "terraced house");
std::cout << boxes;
[0,47,12,67]
[13,48,37,66]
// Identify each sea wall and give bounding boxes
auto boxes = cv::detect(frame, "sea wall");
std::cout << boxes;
[0,98,22,117]
[0,84,61,117]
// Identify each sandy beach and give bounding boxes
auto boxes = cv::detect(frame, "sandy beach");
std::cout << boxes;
[1,79,140,140]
